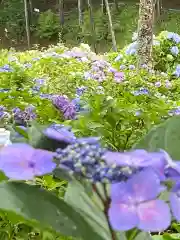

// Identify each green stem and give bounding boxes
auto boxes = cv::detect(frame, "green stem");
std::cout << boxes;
[92,183,117,240]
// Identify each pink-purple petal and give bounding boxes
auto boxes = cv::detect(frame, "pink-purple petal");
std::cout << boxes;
[128,169,161,202]
[137,200,171,232]
[108,202,138,231]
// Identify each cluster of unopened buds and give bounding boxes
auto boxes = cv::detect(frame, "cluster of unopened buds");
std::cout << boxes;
[0,124,180,232]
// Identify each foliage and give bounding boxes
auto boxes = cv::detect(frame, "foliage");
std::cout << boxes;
[36,10,60,39]
[1,31,180,239]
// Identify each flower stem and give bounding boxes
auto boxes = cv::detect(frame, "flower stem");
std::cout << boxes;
[92,183,117,240]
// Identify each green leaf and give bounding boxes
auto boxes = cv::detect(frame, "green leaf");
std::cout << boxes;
[8,126,28,144]
[14,125,29,139]
[134,232,153,240]
[133,116,180,160]
[163,233,180,240]
[152,236,163,240]
[65,180,111,240]
[0,182,104,240]
[27,122,47,147]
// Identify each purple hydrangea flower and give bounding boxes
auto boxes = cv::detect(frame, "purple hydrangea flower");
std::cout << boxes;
[114,72,124,82]
[52,95,70,110]
[170,46,179,56]
[12,106,36,125]
[63,103,77,120]
[108,169,171,232]
[0,143,56,180]
[43,124,76,143]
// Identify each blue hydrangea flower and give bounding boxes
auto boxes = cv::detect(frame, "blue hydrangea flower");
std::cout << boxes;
[168,107,180,116]
[170,46,179,56]
[55,139,135,182]
[114,54,123,62]
[0,64,13,72]
[23,63,32,69]
[129,65,135,70]
[108,169,171,232]
[174,64,180,77]
[120,65,126,70]
[167,32,180,44]
[132,88,149,96]
[0,143,56,180]
[76,86,87,96]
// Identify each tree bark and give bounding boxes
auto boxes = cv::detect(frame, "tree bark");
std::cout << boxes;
[78,0,83,25]
[87,0,97,52]
[24,0,30,49]
[137,0,154,67]
[104,0,117,52]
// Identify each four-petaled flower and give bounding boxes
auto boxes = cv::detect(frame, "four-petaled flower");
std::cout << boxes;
[108,169,171,232]
[0,143,56,180]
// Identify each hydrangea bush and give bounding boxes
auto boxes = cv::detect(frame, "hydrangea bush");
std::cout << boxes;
[1,31,180,239]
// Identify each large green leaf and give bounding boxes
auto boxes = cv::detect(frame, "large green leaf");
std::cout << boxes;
[133,116,180,160]
[65,180,112,240]
[0,182,104,240]
[134,232,152,240]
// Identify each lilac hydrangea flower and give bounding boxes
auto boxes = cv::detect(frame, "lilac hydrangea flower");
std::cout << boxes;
[170,182,180,221]
[0,143,56,180]
[108,169,171,232]
[155,81,161,87]
[43,124,76,143]
[173,64,180,77]
[114,72,124,82]
[102,149,167,180]
[120,65,126,70]
[165,80,172,88]
[171,46,179,56]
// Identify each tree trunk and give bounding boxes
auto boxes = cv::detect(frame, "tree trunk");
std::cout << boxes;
[59,0,64,26]
[87,0,97,53]
[137,0,154,67]
[78,0,83,25]
[24,0,30,49]
[104,0,117,52]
